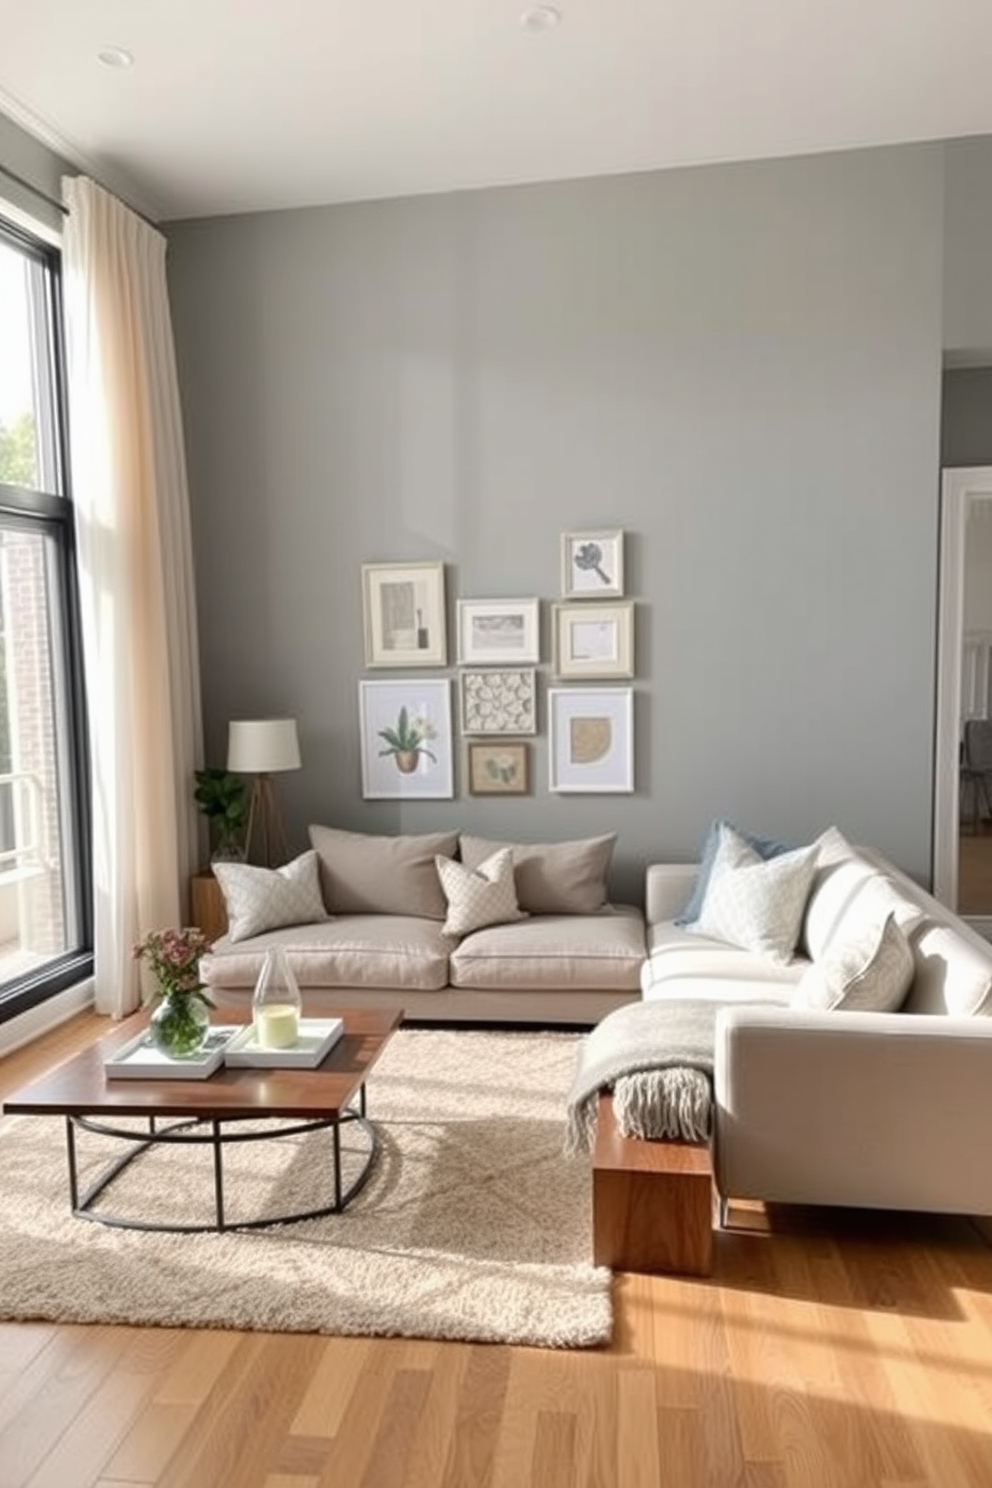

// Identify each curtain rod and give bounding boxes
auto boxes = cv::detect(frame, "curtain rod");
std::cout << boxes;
[0,161,67,216]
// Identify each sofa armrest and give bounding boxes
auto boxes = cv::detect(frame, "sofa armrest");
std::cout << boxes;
[645,864,697,925]
[714,1007,992,1214]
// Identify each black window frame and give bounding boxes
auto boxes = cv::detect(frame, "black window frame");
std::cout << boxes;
[0,212,93,1023]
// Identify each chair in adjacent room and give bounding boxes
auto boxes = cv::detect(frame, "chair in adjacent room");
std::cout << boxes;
[961,718,992,833]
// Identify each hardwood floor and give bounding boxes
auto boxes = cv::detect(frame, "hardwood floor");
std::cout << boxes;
[958,822,992,915]
[3,1012,992,1487]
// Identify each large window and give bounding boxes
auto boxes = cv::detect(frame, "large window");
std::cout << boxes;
[0,212,92,1020]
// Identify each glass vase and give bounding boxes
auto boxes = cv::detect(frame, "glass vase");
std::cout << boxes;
[252,947,302,1049]
[149,992,210,1059]
[211,825,246,864]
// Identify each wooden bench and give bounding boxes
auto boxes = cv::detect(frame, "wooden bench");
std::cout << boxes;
[591,1093,714,1276]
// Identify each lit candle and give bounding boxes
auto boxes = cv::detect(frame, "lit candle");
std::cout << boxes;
[254,1003,300,1049]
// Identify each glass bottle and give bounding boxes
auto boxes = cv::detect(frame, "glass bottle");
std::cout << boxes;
[252,947,302,1049]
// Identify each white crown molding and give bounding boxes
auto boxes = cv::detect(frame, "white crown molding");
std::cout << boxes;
[0,83,164,225]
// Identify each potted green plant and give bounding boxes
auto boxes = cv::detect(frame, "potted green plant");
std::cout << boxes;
[194,767,250,862]
[377,707,437,775]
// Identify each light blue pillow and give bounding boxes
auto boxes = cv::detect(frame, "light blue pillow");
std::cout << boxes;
[675,820,796,928]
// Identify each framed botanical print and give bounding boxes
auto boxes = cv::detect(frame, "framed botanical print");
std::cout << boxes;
[362,561,447,667]
[466,741,530,796]
[459,668,537,735]
[552,601,634,680]
[561,529,624,600]
[548,686,634,793]
[359,678,453,799]
[456,598,540,664]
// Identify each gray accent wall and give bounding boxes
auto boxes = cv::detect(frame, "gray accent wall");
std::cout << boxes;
[944,137,992,364]
[942,368,992,467]
[168,143,945,899]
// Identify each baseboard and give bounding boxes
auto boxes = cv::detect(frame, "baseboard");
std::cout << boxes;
[970,1215,992,1248]
[0,977,95,1057]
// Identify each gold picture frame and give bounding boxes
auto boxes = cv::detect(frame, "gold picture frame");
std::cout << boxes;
[466,741,530,796]
[552,601,634,679]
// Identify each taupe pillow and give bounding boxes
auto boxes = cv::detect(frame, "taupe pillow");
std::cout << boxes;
[212,850,329,944]
[459,832,616,915]
[308,824,458,920]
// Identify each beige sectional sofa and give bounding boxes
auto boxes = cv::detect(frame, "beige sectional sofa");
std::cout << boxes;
[642,827,992,1216]
[201,825,647,1025]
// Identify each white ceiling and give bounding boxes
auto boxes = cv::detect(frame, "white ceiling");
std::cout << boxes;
[2,0,992,223]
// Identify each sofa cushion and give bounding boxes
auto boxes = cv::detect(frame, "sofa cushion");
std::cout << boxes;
[641,923,806,998]
[200,915,452,992]
[449,905,645,991]
[688,823,818,966]
[459,833,616,915]
[904,921,992,1016]
[642,973,793,1006]
[793,912,914,1013]
[802,837,926,962]
[435,848,527,937]
[675,820,796,928]
[308,824,458,920]
[212,850,329,943]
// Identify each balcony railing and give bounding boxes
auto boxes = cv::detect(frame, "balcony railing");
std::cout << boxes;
[0,769,45,882]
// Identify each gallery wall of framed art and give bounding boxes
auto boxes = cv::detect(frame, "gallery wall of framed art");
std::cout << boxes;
[357,532,636,799]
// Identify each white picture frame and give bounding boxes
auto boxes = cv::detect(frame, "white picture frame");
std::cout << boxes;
[359,679,453,799]
[552,601,634,680]
[456,598,540,664]
[459,668,537,735]
[548,686,634,793]
[561,529,625,600]
[362,561,447,668]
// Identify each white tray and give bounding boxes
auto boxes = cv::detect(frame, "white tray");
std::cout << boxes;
[223,1017,345,1069]
[104,1025,240,1080]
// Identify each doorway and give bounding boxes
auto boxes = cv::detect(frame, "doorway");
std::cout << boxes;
[933,466,992,934]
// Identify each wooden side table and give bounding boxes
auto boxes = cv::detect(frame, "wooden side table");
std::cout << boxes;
[592,1094,714,1276]
[190,869,228,943]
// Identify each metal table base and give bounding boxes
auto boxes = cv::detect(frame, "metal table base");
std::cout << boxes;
[64,1086,376,1234]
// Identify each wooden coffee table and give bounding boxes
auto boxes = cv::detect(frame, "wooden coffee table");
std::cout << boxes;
[3,1006,402,1234]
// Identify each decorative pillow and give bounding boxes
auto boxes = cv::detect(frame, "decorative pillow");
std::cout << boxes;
[212,850,329,944]
[459,833,615,915]
[675,820,796,928]
[793,912,914,1013]
[435,848,528,939]
[688,822,819,965]
[308,825,458,920]
[803,857,926,963]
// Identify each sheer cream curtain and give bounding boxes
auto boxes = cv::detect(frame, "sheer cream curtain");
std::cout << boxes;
[62,176,203,1017]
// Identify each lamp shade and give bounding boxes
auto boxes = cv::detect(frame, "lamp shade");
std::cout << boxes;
[227,718,301,774]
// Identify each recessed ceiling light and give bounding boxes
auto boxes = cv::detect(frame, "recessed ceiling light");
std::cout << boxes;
[520,5,561,33]
[97,46,134,69]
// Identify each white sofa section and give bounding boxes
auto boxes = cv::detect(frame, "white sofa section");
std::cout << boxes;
[642,841,992,1215]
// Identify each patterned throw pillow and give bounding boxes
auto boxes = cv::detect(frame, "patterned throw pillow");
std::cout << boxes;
[435,848,528,939]
[689,822,819,966]
[675,819,795,928]
[793,912,914,1013]
[213,850,330,943]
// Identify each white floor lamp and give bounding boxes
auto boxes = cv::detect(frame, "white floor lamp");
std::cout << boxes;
[227,718,302,867]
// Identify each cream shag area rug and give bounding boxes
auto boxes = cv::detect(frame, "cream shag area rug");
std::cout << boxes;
[0,1029,611,1349]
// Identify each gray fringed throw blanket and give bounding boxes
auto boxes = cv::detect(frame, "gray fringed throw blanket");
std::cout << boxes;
[565,998,721,1156]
